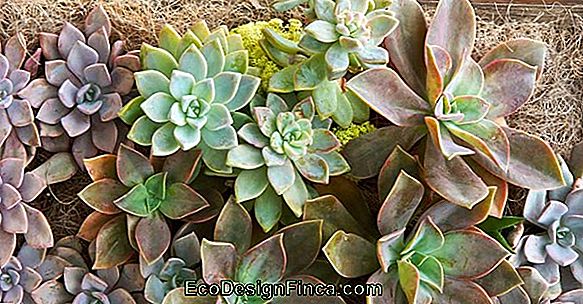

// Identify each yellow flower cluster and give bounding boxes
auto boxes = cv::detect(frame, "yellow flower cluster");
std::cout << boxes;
[333,122,377,147]
[231,18,303,91]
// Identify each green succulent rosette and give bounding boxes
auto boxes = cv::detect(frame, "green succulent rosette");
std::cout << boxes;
[119,21,261,173]
[226,94,350,231]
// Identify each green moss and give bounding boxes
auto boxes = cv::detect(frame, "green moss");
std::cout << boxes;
[232,18,303,91]
[333,122,377,147]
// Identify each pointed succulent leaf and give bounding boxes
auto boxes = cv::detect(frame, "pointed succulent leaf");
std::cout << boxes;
[94,215,134,269]
[324,231,378,278]
[159,183,209,219]
[377,171,424,235]
[236,234,287,284]
[214,199,252,253]
[479,38,547,80]
[141,44,178,77]
[136,213,171,265]
[201,239,237,284]
[255,186,283,232]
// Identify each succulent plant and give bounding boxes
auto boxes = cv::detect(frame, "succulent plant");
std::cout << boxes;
[142,223,201,304]
[78,143,223,269]
[226,94,350,231]
[31,236,145,304]
[310,146,522,303]
[0,154,77,267]
[166,200,344,303]
[118,22,261,169]
[342,0,563,211]
[511,149,583,287]
[0,245,45,304]
[0,34,42,164]
[262,0,396,128]
[19,6,139,167]
[495,266,583,304]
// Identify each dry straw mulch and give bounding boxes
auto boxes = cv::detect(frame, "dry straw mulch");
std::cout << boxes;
[1,0,582,242]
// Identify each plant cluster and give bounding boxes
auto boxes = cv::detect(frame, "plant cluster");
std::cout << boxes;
[0,0,577,303]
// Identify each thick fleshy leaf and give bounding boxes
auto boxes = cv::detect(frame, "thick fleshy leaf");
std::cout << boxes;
[159,183,209,219]
[77,212,115,241]
[424,138,489,208]
[178,45,208,81]
[201,125,238,150]
[479,38,547,80]
[445,56,484,97]
[473,127,564,190]
[169,70,196,100]
[267,159,296,195]
[420,187,495,232]
[281,170,310,217]
[432,278,492,304]
[0,229,16,267]
[323,231,378,278]
[236,234,286,283]
[426,0,476,74]
[23,204,54,248]
[226,144,264,169]
[31,280,73,304]
[377,229,406,272]
[432,229,509,279]
[474,260,524,297]
[426,117,475,160]
[152,123,180,156]
[343,125,426,179]
[234,166,269,202]
[201,239,237,284]
[116,143,154,187]
[141,44,179,77]
[214,199,252,253]
[377,171,424,235]
[94,215,134,269]
[378,146,419,200]
[141,92,175,123]
[482,59,537,118]
[61,109,90,137]
[303,195,366,241]
[201,39,225,78]
[2,203,27,233]
[294,54,328,91]
[277,220,323,275]
[347,68,430,127]
[294,154,329,184]
[78,178,125,214]
[162,149,202,183]
[402,217,444,255]
[136,213,171,265]
[134,70,170,99]
[128,116,160,146]
[255,187,283,232]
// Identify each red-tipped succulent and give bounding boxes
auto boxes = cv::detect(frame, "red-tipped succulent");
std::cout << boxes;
[20,6,139,167]
[343,0,563,211]
[77,144,223,270]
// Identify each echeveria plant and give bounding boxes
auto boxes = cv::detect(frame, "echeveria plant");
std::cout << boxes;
[512,150,583,287]
[342,0,563,210]
[314,147,521,303]
[31,236,145,304]
[118,22,261,169]
[78,144,218,268]
[20,6,139,167]
[0,154,77,267]
[142,223,200,304]
[0,34,42,164]
[0,244,46,304]
[226,93,349,231]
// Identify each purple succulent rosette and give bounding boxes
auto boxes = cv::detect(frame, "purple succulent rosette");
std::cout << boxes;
[20,6,140,168]
[0,34,42,164]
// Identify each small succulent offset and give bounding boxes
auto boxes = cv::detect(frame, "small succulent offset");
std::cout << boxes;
[142,223,200,304]
[78,144,217,269]
[512,151,583,287]
[226,94,350,231]
[0,34,42,164]
[0,154,77,268]
[31,236,145,304]
[119,22,261,168]
[315,148,521,303]
[343,0,563,211]
[20,6,140,167]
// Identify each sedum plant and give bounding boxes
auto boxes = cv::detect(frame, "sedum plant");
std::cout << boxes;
[31,236,145,304]
[20,6,140,168]
[512,148,583,287]
[118,22,261,170]
[226,93,350,231]
[312,147,522,303]
[0,33,42,164]
[77,144,221,269]
[142,223,200,304]
[0,154,76,268]
[342,0,563,211]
